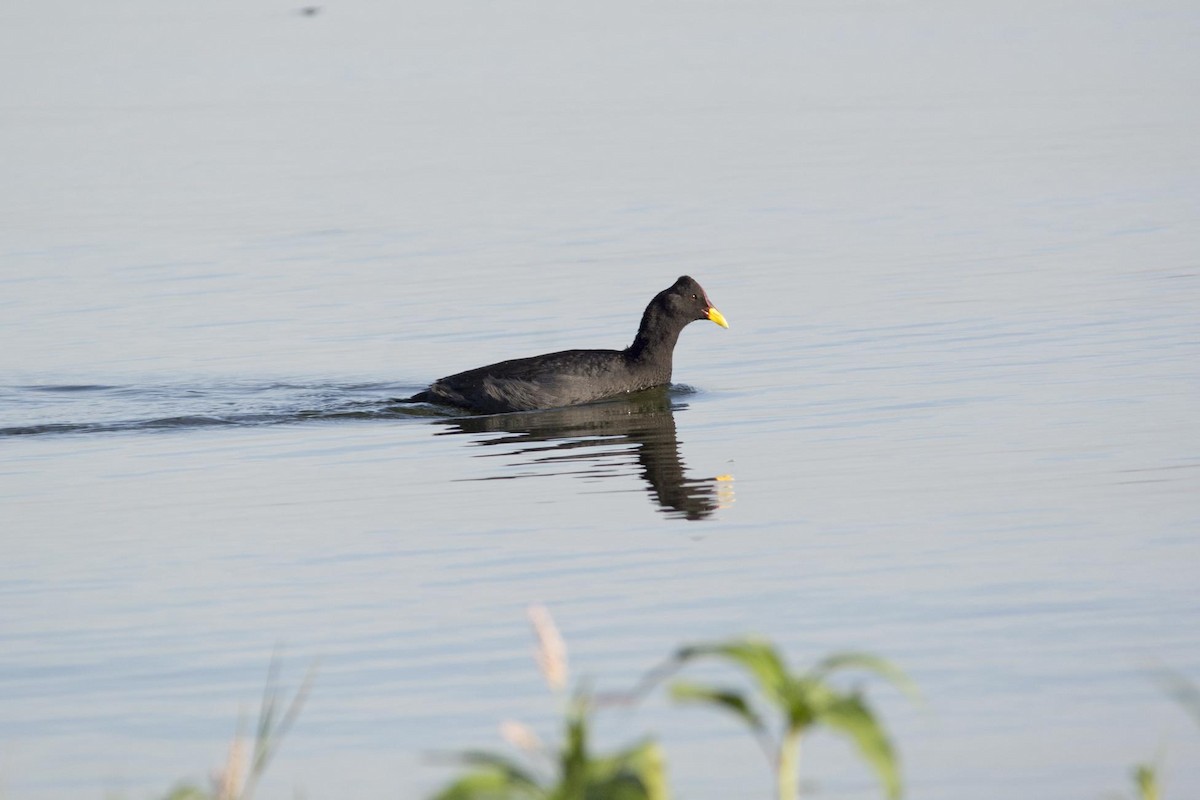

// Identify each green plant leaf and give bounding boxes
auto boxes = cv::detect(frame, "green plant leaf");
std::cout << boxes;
[160,784,211,800]
[559,702,590,798]
[1132,763,1160,800]
[675,639,790,706]
[669,681,767,738]
[779,675,831,730]
[582,739,669,800]
[809,653,921,704]
[433,767,544,800]
[820,693,902,800]
[453,751,544,790]
[580,775,654,800]
[620,740,670,800]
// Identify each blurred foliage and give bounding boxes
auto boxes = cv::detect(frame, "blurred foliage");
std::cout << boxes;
[1121,668,1200,800]
[141,620,1200,800]
[664,639,917,800]
[433,606,667,800]
[432,696,668,800]
[157,657,315,800]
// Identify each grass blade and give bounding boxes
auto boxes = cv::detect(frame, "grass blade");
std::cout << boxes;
[820,693,902,800]
[669,682,770,743]
[809,653,920,704]
[675,639,791,705]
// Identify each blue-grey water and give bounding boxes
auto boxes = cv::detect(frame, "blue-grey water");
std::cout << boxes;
[2,1,1198,798]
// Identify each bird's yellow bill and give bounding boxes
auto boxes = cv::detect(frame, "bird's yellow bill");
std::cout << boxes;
[707,306,729,328]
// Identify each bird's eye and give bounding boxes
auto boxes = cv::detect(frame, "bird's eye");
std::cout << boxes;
[691,294,698,300]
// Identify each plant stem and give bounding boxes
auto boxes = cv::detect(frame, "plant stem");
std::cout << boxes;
[777,727,802,800]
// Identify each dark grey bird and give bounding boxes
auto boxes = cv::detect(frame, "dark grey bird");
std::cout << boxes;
[405,275,728,414]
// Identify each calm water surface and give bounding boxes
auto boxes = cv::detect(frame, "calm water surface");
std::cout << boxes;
[2,1,1199,798]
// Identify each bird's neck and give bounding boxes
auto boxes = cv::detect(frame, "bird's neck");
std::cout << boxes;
[626,305,684,372]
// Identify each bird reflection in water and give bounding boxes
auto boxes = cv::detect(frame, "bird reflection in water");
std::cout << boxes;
[429,387,733,520]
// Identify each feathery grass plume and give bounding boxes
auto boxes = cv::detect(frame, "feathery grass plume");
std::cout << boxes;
[528,604,569,693]
[211,735,247,800]
[499,720,543,754]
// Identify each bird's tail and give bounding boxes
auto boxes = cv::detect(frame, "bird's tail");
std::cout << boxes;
[392,391,430,404]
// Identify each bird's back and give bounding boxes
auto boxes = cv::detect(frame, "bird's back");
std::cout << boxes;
[415,348,667,413]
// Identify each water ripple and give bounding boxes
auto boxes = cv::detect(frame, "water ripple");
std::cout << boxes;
[0,382,427,438]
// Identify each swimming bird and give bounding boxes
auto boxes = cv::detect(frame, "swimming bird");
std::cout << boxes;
[405,275,728,414]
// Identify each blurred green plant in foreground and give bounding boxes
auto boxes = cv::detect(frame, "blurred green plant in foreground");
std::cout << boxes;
[161,658,316,800]
[433,609,914,800]
[1122,668,1200,800]
[147,618,1200,800]
[433,605,668,800]
[655,639,918,800]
